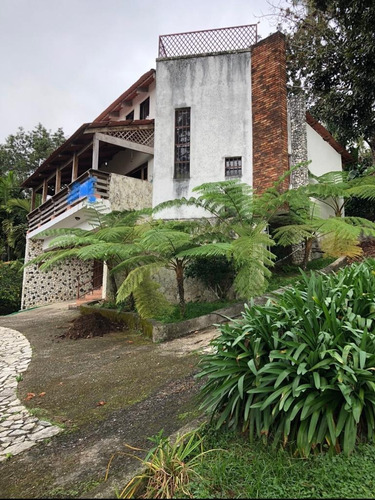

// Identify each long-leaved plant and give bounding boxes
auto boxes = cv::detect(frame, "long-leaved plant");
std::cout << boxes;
[198,259,375,457]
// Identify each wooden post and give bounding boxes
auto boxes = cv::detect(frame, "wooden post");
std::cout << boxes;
[31,188,36,211]
[55,168,61,193]
[72,153,78,182]
[92,134,99,170]
[42,179,48,204]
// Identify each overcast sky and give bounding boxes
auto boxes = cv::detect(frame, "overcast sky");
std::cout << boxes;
[0,0,286,144]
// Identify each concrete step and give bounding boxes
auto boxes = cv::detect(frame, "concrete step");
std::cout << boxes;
[69,288,103,309]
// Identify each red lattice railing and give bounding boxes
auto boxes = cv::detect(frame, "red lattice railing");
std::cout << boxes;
[158,25,258,58]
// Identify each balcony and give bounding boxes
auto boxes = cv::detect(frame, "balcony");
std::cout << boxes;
[27,170,110,233]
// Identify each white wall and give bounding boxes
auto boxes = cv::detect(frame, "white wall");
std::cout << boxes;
[153,51,253,218]
[307,124,342,177]
[306,123,343,218]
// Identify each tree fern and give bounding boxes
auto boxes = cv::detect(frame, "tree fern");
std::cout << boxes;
[116,262,165,303]
[132,274,173,319]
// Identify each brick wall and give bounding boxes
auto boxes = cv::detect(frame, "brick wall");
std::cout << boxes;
[251,32,289,194]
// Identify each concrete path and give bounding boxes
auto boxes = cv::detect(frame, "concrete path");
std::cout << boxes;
[0,327,61,462]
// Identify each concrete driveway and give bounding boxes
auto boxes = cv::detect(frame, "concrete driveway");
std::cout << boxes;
[0,301,218,498]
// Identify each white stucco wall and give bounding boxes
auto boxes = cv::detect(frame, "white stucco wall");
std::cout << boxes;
[306,123,343,218]
[307,124,342,177]
[153,51,253,218]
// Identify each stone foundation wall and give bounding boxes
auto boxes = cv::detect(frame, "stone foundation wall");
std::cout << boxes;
[153,268,219,304]
[21,239,94,309]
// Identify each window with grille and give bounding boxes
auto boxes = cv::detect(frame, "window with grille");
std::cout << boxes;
[225,157,242,177]
[174,108,190,179]
[140,97,150,120]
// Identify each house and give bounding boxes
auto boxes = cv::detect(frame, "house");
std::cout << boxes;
[20,25,352,309]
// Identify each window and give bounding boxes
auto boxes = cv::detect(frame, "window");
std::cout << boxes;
[126,110,134,120]
[174,108,190,179]
[225,157,242,177]
[139,97,150,120]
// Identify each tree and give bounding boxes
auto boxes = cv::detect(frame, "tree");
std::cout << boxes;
[153,181,276,302]
[0,172,30,261]
[278,0,375,159]
[27,207,151,298]
[0,123,66,182]
[272,167,375,267]
[115,219,220,317]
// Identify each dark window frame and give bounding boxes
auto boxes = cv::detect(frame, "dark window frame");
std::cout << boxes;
[140,97,150,120]
[225,157,242,177]
[174,108,191,179]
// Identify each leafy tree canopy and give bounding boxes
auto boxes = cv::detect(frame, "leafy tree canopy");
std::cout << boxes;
[278,0,375,159]
[0,123,66,182]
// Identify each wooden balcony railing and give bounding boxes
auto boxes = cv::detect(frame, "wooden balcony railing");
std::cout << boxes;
[27,170,110,233]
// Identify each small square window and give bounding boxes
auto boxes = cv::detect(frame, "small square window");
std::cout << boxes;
[225,157,242,177]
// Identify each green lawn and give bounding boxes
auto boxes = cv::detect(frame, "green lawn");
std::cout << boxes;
[187,427,375,499]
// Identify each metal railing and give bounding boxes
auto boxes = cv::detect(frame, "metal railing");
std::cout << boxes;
[27,170,110,233]
[158,24,258,58]
[76,267,103,301]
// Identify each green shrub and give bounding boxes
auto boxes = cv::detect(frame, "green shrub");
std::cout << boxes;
[198,259,375,457]
[185,256,235,300]
[0,260,23,315]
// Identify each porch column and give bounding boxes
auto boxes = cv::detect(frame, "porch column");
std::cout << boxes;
[92,134,99,170]
[55,168,61,193]
[72,153,78,182]
[42,178,48,204]
[31,188,36,211]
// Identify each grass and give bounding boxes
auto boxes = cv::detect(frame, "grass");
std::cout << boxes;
[152,300,234,324]
[267,256,335,292]
[184,427,375,499]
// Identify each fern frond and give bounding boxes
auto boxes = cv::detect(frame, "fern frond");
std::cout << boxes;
[75,242,139,261]
[38,249,80,271]
[116,262,163,302]
[319,233,363,258]
[111,254,165,274]
[93,226,136,243]
[140,229,192,255]
[273,224,316,246]
[46,234,98,249]
[177,243,232,258]
[132,276,173,319]
[346,185,375,201]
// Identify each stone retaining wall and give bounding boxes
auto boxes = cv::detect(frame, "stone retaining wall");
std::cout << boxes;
[21,239,94,309]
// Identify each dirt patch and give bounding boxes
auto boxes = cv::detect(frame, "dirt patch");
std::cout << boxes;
[60,312,127,340]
